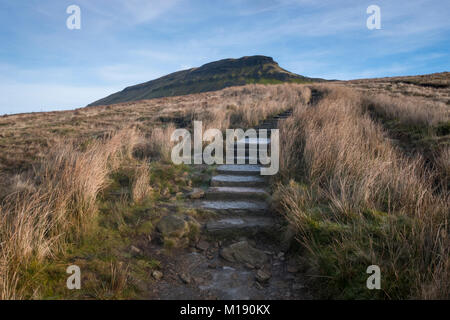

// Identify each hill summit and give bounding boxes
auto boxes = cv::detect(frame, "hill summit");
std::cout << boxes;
[89,55,320,106]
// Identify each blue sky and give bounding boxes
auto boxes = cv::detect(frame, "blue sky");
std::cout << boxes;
[0,0,449,114]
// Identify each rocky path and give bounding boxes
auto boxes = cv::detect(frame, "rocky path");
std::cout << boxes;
[145,109,311,300]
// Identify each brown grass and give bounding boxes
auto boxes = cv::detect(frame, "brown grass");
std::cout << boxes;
[0,128,141,299]
[0,84,305,174]
[131,164,152,204]
[276,84,449,299]
[0,80,448,299]
[362,93,449,127]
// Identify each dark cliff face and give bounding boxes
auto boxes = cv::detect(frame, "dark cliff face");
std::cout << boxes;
[195,56,275,72]
[89,55,321,106]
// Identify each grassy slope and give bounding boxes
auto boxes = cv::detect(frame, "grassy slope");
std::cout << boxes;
[275,84,449,299]
[0,84,299,299]
[1,74,448,299]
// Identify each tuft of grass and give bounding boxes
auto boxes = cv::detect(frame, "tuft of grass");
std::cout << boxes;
[275,85,449,299]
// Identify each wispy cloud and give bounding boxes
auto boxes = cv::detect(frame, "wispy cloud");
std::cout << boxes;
[79,0,182,27]
[0,0,449,113]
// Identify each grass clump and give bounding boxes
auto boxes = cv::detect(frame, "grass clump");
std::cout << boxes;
[275,85,449,299]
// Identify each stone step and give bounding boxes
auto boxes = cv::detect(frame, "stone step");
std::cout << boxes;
[255,125,278,130]
[273,115,291,119]
[229,146,272,155]
[205,187,269,200]
[216,164,262,176]
[200,200,268,215]
[236,137,271,145]
[233,156,259,164]
[260,121,278,126]
[205,217,276,237]
[211,175,266,187]
[221,158,271,165]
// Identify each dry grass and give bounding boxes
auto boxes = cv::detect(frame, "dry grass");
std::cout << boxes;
[0,83,304,299]
[435,146,450,182]
[0,128,142,299]
[362,93,449,127]
[131,164,152,204]
[344,72,450,106]
[276,84,449,299]
[136,124,177,162]
[0,80,448,299]
[0,84,305,174]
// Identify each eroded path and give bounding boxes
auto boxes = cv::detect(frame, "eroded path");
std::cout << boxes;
[144,110,311,300]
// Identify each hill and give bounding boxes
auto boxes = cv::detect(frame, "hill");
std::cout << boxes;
[88,55,321,106]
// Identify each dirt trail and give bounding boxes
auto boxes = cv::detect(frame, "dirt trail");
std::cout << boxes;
[143,110,311,300]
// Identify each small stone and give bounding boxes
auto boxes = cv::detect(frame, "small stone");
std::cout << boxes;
[193,277,204,285]
[277,252,284,259]
[293,283,304,290]
[196,240,209,251]
[287,264,300,273]
[189,188,205,199]
[182,186,192,192]
[179,273,191,284]
[255,270,271,283]
[152,271,163,280]
[244,263,255,270]
[208,263,217,269]
[255,282,264,290]
[130,245,142,254]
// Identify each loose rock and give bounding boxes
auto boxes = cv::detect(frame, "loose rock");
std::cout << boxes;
[189,188,205,199]
[220,241,268,268]
[156,215,189,238]
[130,245,142,255]
[293,283,304,290]
[152,271,163,280]
[255,270,271,283]
[287,265,299,273]
[196,240,209,251]
[244,263,255,270]
[179,273,191,284]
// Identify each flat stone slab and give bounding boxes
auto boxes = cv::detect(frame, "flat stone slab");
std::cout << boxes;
[206,217,275,233]
[216,165,262,175]
[236,138,271,145]
[205,187,269,200]
[233,156,259,164]
[200,200,268,215]
[211,174,266,187]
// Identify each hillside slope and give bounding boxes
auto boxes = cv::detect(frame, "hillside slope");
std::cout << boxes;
[89,55,321,106]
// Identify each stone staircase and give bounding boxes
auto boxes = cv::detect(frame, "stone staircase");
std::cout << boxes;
[200,109,293,237]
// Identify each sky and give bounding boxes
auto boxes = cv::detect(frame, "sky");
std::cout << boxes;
[0,0,449,114]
